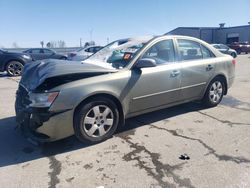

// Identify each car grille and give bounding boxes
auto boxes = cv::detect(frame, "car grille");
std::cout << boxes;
[16,85,31,113]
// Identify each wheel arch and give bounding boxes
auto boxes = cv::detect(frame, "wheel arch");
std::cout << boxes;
[4,59,25,70]
[203,74,228,97]
[73,93,125,127]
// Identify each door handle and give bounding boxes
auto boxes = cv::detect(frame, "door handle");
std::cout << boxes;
[171,70,180,77]
[206,64,214,71]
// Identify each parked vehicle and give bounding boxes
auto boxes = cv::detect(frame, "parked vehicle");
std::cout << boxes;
[212,44,237,58]
[15,35,235,144]
[0,49,32,76]
[68,46,102,61]
[23,48,67,60]
[228,42,250,54]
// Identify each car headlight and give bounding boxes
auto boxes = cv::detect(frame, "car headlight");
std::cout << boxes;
[29,92,59,108]
[22,54,31,59]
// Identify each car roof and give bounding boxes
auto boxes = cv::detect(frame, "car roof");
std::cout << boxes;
[27,48,52,50]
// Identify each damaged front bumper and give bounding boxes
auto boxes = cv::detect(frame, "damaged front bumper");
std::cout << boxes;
[16,107,75,143]
[15,85,75,143]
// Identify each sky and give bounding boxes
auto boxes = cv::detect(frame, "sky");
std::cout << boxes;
[0,0,250,48]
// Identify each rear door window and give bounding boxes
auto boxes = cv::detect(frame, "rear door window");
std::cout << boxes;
[44,49,53,54]
[31,49,41,54]
[177,39,203,61]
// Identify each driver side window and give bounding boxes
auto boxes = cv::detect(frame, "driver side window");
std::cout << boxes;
[142,39,175,65]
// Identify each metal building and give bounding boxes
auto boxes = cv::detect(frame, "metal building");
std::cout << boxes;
[166,25,250,44]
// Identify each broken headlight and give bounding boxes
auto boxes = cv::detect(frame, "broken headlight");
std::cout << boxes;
[29,92,59,108]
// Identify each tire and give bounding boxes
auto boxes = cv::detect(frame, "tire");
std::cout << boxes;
[60,57,67,60]
[73,97,119,144]
[231,52,237,58]
[203,78,225,107]
[6,61,24,77]
[236,49,241,55]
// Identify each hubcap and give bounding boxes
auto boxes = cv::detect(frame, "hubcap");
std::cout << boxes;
[209,81,223,103]
[82,105,114,137]
[8,62,23,76]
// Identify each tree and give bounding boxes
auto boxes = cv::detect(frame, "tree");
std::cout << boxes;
[57,40,66,48]
[46,42,51,48]
[46,40,66,48]
[40,41,44,48]
[47,41,56,48]
[12,42,19,48]
[84,41,95,48]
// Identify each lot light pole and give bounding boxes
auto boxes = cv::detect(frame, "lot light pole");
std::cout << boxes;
[89,29,93,41]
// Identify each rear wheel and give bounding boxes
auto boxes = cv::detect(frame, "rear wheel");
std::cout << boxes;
[6,61,24,76]
[60,56,67,60]
[74,97,119,144]
[203,78,225,107]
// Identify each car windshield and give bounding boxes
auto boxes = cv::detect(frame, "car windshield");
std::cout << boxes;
[84,37,152,69]
[77,48,85,52]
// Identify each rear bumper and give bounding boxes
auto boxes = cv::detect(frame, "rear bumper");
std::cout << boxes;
[16,107,75,142]
[228,76,235,89]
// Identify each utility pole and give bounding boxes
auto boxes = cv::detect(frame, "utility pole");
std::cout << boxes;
[89,29,93,41]
[107,37,109,44]
[80,38,82,47]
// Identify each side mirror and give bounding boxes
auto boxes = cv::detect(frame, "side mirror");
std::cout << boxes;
[134,58,156,69]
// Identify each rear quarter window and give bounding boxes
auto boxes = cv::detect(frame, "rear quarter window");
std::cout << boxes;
[201,45,215,59]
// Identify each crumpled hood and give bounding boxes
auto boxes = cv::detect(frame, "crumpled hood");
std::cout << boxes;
[20,59,117,91]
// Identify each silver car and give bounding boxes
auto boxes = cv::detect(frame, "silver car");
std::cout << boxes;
[15,35,235,144]
[67,46,102,61]
[212,44,237,58]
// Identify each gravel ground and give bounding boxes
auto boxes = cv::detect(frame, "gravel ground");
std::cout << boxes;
[0,54,250,188]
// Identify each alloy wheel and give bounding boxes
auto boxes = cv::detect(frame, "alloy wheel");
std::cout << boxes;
[82,105,114,137]
[209,81,223,103]
[7,62,23,76]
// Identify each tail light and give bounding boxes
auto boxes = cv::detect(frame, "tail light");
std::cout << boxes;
[232,59,236,65]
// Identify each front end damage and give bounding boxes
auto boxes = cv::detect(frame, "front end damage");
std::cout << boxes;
[15,59,117,143]
[15,84,74,143]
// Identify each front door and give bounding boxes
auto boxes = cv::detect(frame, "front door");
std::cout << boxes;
[128,39,182,113]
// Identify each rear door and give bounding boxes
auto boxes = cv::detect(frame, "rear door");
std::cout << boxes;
[176,39,216,100]
[128,39,182,113]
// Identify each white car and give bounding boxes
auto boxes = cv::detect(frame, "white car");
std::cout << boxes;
[68,46,102,61]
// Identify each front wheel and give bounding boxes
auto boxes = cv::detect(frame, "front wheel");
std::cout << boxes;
[203,78,225,107]
[6,61,24,76]
[74,97,119,144]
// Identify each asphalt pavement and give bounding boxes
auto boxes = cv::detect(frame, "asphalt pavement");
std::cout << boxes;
[0,55,250,188]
